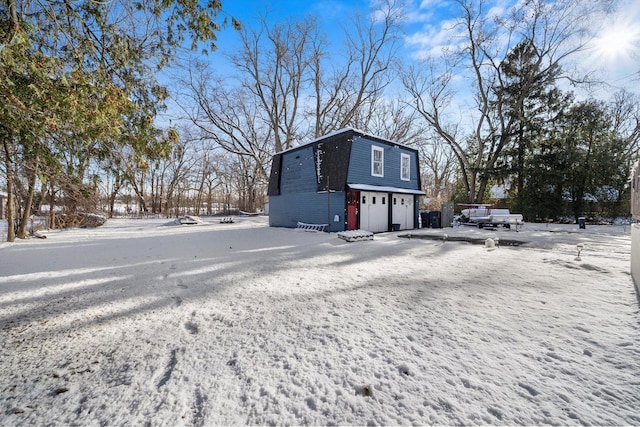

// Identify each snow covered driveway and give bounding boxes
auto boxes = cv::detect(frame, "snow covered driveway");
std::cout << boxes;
[1,217,639,425]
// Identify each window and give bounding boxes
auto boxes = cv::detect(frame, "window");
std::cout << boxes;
[401,153,410,181]
[372,196,377,204]
[382,197,386,205]
[372,146,384,177]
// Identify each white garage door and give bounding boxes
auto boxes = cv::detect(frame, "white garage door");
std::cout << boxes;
[360,191,388,232]
[392,194,413,230]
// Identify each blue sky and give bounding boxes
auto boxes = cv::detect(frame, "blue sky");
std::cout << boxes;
[219,0,372,28]
[158,0,639,130]
[213,0,381,53]
[211,0,639,97]
[157,0,640,131]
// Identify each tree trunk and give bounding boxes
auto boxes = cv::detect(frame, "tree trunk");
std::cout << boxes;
[17,157,38,238]
[2,139,16,242]
[49,181,56,230]
[150,169,157,214]
[108,183,120,219]
[475,179,487,204]
[128,173,147,214]
[196,167,206,215]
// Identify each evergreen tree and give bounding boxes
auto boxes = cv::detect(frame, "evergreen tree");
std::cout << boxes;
[491,39,569,217]
[0,1,238,240]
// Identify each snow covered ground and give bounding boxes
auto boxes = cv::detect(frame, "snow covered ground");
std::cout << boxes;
[1,217,639,426]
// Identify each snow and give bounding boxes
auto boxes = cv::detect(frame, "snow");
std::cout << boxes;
[1,217,639,425]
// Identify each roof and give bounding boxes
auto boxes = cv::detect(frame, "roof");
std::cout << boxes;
[275,127,417,155]
[348,183,426,195]
[268,128,424,196]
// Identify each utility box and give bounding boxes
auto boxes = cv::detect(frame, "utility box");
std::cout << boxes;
[441,202,454,228]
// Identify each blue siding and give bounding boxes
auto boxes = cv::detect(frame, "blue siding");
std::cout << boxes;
[268,130,422,232]
[279,146,317,194]
[269,192,346,232]
[347,137,420,190]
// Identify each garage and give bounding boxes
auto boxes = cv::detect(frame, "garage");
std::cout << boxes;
[391,193,414,230]
[360,191,388,233]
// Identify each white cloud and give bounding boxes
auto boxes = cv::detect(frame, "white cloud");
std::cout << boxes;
[403,15,463,60]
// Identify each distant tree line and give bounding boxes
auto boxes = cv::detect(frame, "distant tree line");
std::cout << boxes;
[1,0,639,242]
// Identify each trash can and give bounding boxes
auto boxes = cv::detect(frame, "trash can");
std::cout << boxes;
[578,217,586,229]
[430,211,442,229]
[391,223,400,231]
[420,212,430,228]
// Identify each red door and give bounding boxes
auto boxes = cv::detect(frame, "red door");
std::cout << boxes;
[347,191,359,230]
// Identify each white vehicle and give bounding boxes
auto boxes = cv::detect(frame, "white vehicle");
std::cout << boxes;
[457,204,523,229]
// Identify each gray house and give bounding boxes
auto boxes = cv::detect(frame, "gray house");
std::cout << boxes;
[267,128,425,232]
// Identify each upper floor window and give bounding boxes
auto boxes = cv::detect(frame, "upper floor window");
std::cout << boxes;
[401,153,410,181]
[372,146,384,177]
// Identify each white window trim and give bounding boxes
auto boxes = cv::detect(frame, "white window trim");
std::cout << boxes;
[371,145,384,177]
[401,153,410,181]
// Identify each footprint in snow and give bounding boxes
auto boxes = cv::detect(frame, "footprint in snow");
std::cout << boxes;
[518,382,539,396]
[487,407,503,420]
[157,349,178,388]
[193,387,208,427]
[184,321,199,335]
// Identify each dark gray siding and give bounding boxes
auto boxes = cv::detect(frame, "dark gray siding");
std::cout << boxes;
[268,192,346,231]
[314,133,352,192]
[279,146,317,194]
[267,153,282,196]
[347,137,420,190]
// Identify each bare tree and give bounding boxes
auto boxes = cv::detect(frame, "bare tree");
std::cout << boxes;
[610,90,640,151]
[229,13,321,152]
[181,0,403,150]
[311,0,402,137]
[158,128,202,217]
[418,134,458,209]
[402,0,606,203]
[180,60,275,184]
[351,98,422,144]
[176,0,406,210]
